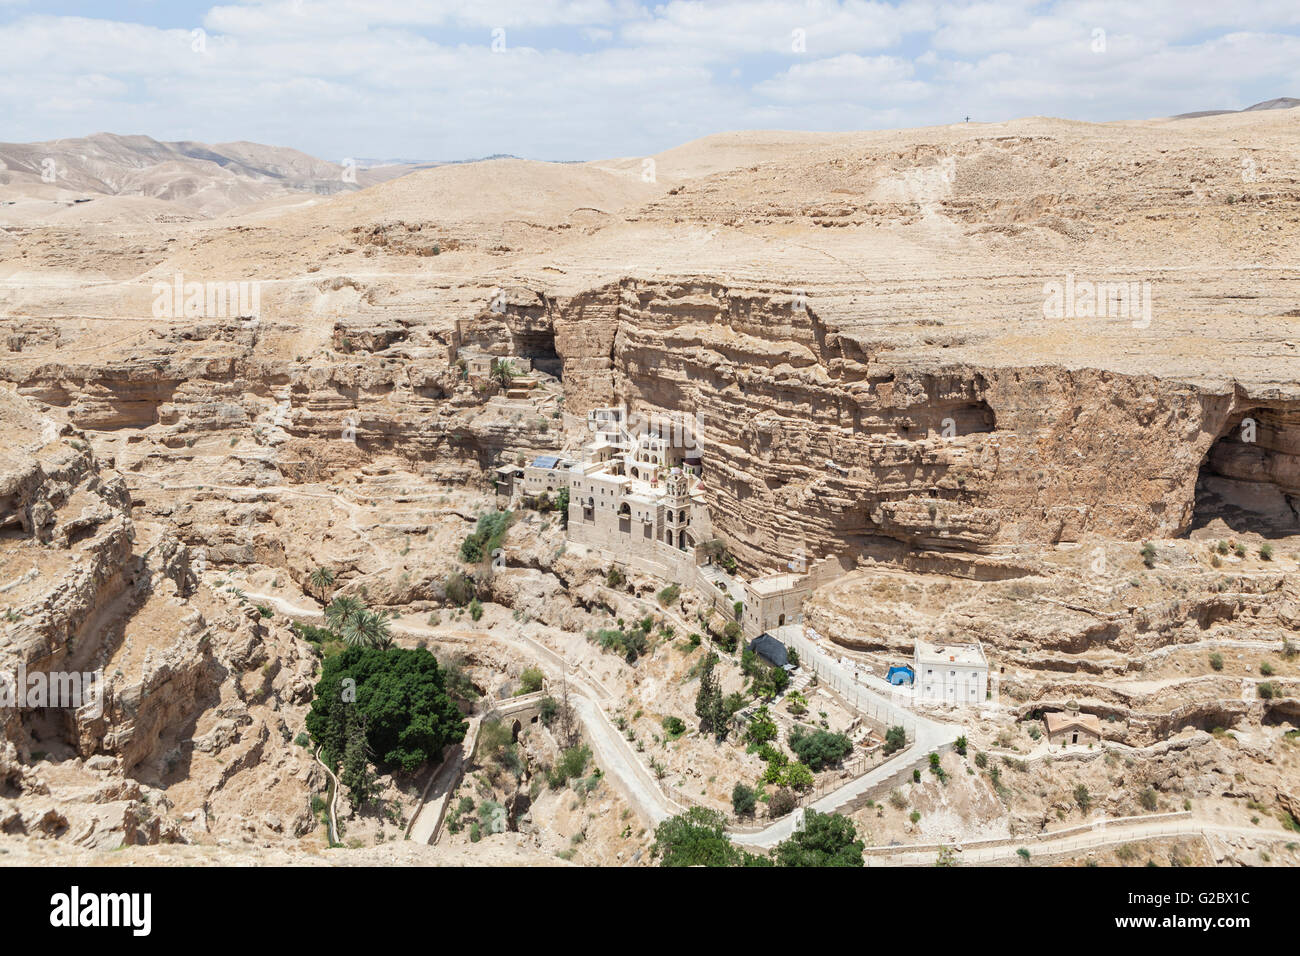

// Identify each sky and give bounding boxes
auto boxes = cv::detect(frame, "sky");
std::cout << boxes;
[1,1,1298,163]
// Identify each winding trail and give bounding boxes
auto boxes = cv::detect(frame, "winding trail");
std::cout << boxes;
[312,746,341,846]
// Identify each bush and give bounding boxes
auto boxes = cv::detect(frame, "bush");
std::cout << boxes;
[460,511,513,564]
[1139,787,1159,811]
[548,744,592,789]
[768,788,798,818]
[1259,661,1275,677]
[787,726,853,770]
[720,621,742,653]
[1260,543,1274,561]
[1209,652,1224,671]
[1257,681,1277,699]
[1140,541,1156,568]
[468,597,484,621]
[1074,784,1091,812]
[605,565,626,589]
[517,667,545,694]
[662,715,687,740]
[883,725,907,755]
[444,571,475,606]
[731,783,757,818]
[783,762,815,791]
[656,584,680,607]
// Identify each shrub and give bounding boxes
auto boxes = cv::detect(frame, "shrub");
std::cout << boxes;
[975,751,988,769]
[883,725,907,755]
[1209,652,1224,671]
[1074,784,1091,812]
[517,667,545,694]
[731,783,757,818]
[1257,681,1277,699]
[1139,787,1159,811]
[460,511,513,563]
[468,597,484,621]
[782,762,815,791]
[656,583,680,607]
[768,788,798,818]
[443,571,475,606]
[954,735,968,756]
[788,726,853,770]
[1260,543,1274,561]
[548,744,592,789]
[662,715,687,740]
[1259,661,1275,676]
[1140,542,1156,568]
[606,565,626,589]
[909,810,921,824]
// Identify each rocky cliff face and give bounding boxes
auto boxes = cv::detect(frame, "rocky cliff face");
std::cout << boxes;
[0,389,319,849]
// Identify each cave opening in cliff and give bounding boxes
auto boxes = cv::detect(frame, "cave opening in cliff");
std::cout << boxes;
[510,327,562,380]
[1191,406,1300,538]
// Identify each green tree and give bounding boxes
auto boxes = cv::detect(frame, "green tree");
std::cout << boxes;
[694,652,724,738]
[744,704,778,745]
[490,358,518,392]
[325,595,365,635]
[652,808,741,867]
[555,486,569,528]
[788,726,853,770]
[731,782,757,818]
[308,565,336,602]
[340,715,376,807]
[342,608,393,649]
[306,646,467,774]
[772,810,864,867]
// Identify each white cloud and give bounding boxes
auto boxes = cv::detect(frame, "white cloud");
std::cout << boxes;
[0,2,1295,159]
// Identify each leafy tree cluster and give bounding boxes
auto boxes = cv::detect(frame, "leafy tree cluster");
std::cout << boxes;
[652,808,862,867]
[306,646,467,784]
[756,744,814,792]
[460,510,514,563]
[787,725,854,771]
[588,619,652,662]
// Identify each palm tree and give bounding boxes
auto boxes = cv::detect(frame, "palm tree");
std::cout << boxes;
[490,358,518,393]
[342,608,393,649]
[308,565,336,602]
[325,595,364,635]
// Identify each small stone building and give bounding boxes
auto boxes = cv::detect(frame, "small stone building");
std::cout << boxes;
[1044,703,1102,747]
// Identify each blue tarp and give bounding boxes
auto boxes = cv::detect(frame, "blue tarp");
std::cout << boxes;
[886,665,914,686]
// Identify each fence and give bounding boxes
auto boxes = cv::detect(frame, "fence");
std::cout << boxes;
[862,811,1194,859]
[781,628,919,739]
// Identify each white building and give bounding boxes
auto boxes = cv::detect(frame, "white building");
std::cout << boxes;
[914,639,988,706]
